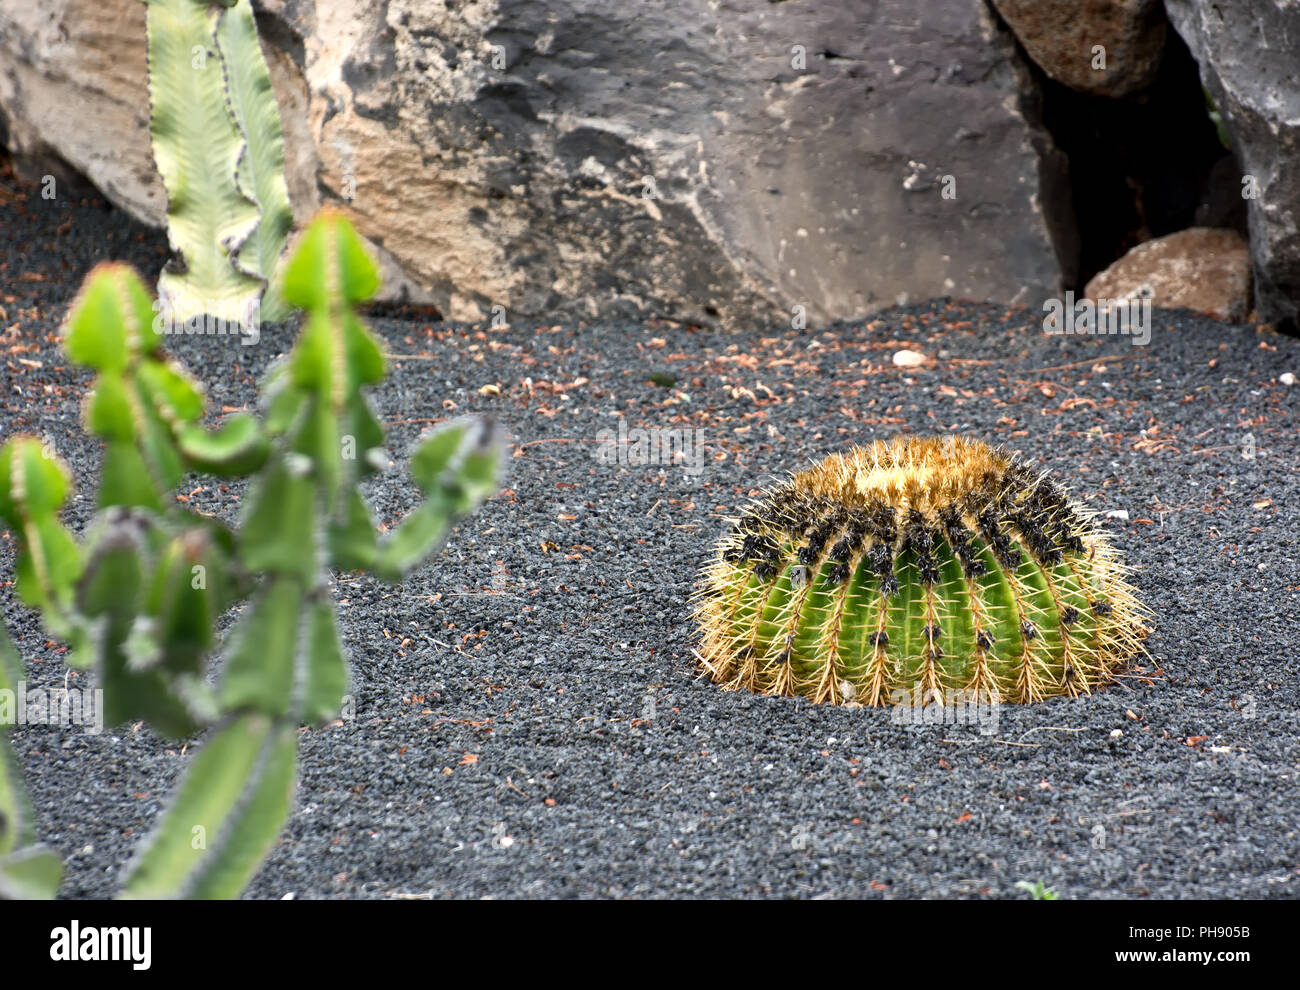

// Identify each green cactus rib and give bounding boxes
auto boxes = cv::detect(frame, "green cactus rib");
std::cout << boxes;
[0,621,64,899]
[145,0,264,324]
[0,438,82,633]
[67,258,270,504]
[695,436,1150,707]
[66,261,271,492]
[217,0,295,321]
[217,210,503,718]
[120,712,296,900]
[0,622,35,857]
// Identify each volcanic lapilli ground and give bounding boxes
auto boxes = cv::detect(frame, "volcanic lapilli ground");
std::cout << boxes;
[1,159,1298,899]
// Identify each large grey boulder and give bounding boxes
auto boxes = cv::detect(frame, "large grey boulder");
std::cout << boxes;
[1165,0,1300,335]
[0,0,1078,327]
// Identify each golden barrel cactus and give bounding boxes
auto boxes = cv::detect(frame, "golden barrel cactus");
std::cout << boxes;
[695,436,1148,707]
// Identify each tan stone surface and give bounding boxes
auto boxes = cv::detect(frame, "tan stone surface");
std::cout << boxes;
[991,0,1166,96]
[1085,227,1253,322]
[0,0,160,220]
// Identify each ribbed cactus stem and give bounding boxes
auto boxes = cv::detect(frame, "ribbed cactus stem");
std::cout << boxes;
[695,436,1148,707]
[145,0,292,324]
[0,620,64,898]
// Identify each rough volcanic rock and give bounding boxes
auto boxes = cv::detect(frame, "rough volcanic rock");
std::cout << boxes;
[0,0,1080,327]
[1084,227,1252,322]
[1165,0,1300,335]
[990,0,1167,97]
[0,1,159,220]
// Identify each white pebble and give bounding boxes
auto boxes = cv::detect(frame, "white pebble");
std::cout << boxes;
[1110,729,1123,738]
[1106,509,1129,521]
[892,349,927,367]
[1280,372,1296,386]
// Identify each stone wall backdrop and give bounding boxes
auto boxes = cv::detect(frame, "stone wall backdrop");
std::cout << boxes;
[1,0,1296,333]
[1164,0,1300,334]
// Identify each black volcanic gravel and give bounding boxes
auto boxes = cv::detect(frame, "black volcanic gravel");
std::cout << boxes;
[2,162,1298,900]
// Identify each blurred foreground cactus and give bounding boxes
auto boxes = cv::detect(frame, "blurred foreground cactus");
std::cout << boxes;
[0,624,63,898]
[695,436,1148,707]
[0,210,502,898]
[145,0,294,324]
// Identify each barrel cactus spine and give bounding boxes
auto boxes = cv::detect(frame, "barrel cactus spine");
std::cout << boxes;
[695,436,1149,708]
